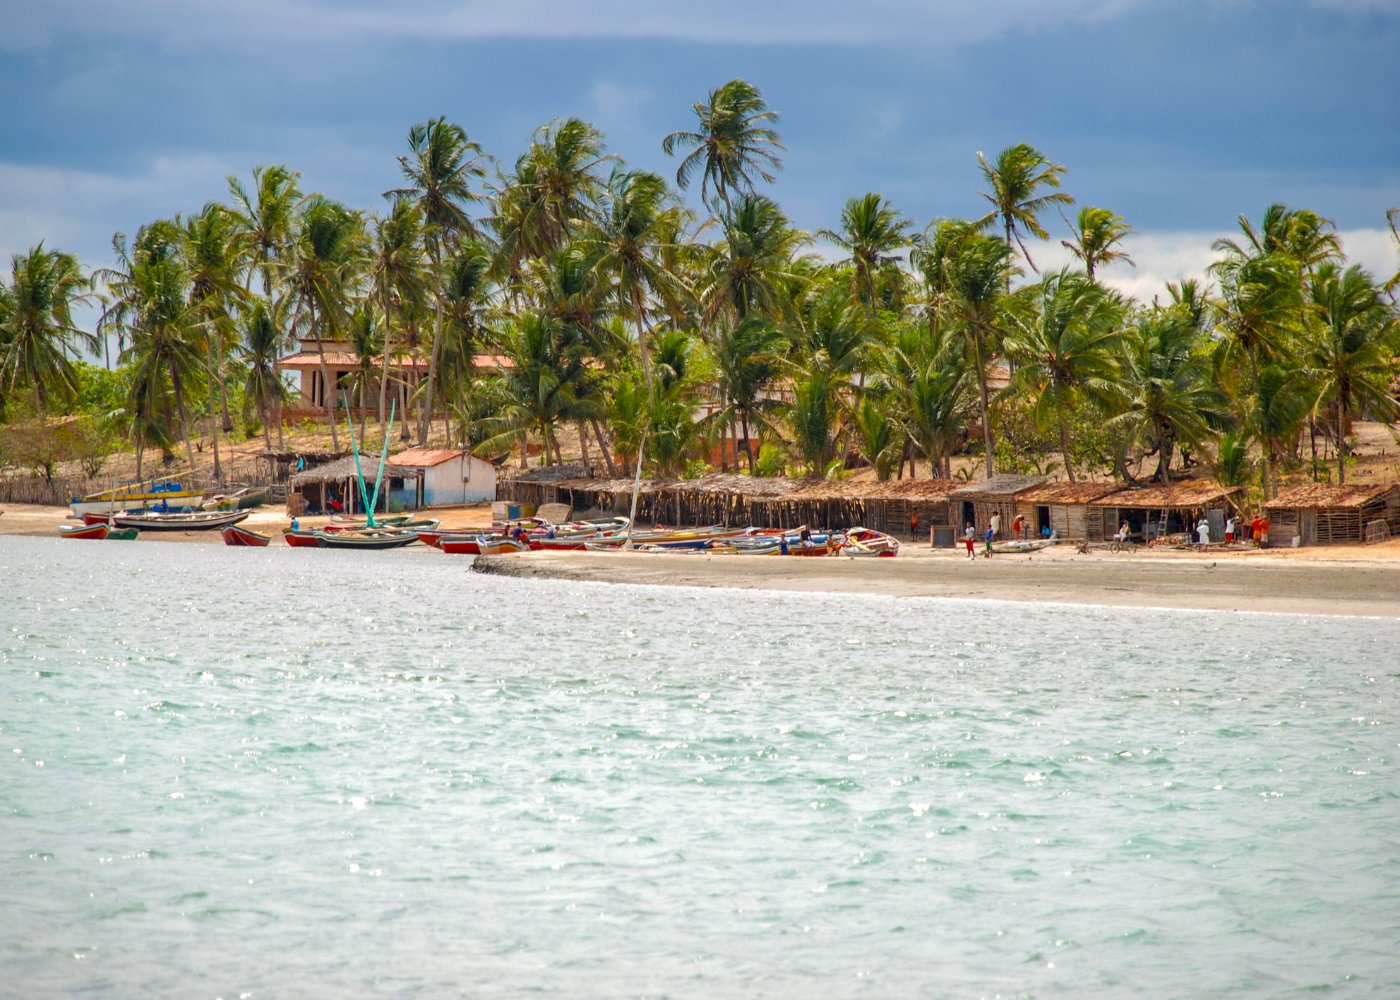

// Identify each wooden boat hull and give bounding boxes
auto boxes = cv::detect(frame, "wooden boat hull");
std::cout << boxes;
[105,527,140,540]
[283,528,321,548]
[91,510,251,531]
[314,530,419,550]
[475,537,530,555]
[58,522,109,540]
[203,486,271,511]
[991,539,1053,554]
[222,524,272,547]
[70,491,205,517]
[440,537,486,555]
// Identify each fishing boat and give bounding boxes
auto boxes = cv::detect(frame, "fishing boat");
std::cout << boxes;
[313,528,419,550]
[202,486,271,511]
[991,538,1055,554]
[322,513,414,532]
[473,535,531,556]
[70,478,205,517]
[283,527,321,548]
[87,509,250,531]
[842,527,900,557]
[105,526,140,540]
[439,535,488,554]
[58,522,110,540]
[221,523,272,547]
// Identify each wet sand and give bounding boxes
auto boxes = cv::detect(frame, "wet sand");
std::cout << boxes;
[6,502,1398,617]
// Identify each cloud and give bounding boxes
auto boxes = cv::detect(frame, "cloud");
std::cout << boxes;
[3,0,1156,52]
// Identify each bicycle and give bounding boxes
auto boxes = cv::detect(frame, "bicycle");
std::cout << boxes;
[1108,536,1138,554]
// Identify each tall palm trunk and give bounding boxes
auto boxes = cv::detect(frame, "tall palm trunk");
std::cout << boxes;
[308,304,340,451]
[170,363,197,478]
[972,328,995,479]
[590,418,619,477]
[418,246,443,445]
[261,268,286,450]
[1058,414,1076,483]
[205,339,223,481]
[1335,391,1349,485]
[377,275,394,438]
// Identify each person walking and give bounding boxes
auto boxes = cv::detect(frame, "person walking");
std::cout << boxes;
[964,522,976,559]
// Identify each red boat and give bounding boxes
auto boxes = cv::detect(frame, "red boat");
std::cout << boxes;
[440,535,489,555]
[222,524,272,547]
[58,522,110,540]
[415,528,478,549]
[283,528,322,548]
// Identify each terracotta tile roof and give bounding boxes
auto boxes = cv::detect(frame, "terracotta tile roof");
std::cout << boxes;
[1016,481,1125,505]
[387,448,465,468]
[1266,482,1399,509]
[1090,481,1242,509]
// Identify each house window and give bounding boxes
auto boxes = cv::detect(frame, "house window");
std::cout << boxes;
[389,477,407,490]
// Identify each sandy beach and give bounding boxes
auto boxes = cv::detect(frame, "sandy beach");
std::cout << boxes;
[6,501,1398,617]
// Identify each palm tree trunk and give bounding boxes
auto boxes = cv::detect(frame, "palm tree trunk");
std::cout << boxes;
[590,418,619,477]
[631,289,652,381]
[742,412,755,472]
[1336,396,1347,485]
[972,332,995,479]
[1058,415,1075,483]
[377,276,394,438]
[170,363,197,478]
[309,305,341,452]
[418,247,444,446]
[205,342,223,481]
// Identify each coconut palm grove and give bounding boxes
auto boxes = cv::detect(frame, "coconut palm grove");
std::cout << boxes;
[2,79,1398,500]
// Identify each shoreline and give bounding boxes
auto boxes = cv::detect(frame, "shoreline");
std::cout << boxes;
[6,501,1400,617]
[471,548,1400,618]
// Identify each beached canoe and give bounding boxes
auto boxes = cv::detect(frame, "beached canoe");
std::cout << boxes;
[283,528,321,548]
[221,524,272,547]
[70,478,205,517]
[313,529,419,550]
[105,526,140,540]
[322,514,413,532]
[990,538,1054,554]
[88,509,250,531]
[474,535,531,556]
[203,486,271,511]
[58,522,110,540]
[842,527,900,557]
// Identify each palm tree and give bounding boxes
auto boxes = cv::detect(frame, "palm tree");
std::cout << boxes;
[181,203,247,478]
[976,143,1074,277]
[492,117,611,273]
[943,232,1019,477]
[0,245,96,412]
[1253,363,1309,499]
[480,312,586,466]
[227,165,302,446]
[1004,271,1124,481]
[1215,203,1341,275]
[1060,206,1134,282]
[1305,263,1399,483]
[341,307,382,442]
[848,394,902,480]
[104,223,205,477]
[820,193,915,319]
[285,197,368,451]
[708,314,789,471]
[787,372,839,475]
[386,117,487,443]
[436,243,494,443]
[579,167,684,380]
[663,78,784,223]
[700,192,809,324]
[240,300,288,450]
[1110,306,1225,484]
[370,198,426,435]
[1210,250,1302,387]
[876,326,968,479]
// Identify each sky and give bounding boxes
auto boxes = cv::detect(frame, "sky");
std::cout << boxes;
[2,0,1398,306]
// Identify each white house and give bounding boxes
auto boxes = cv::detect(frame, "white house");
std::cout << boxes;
[386,448,497,509]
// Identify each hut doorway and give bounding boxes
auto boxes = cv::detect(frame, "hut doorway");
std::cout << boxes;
[961,501,975,529]
[1036,505,1050,535]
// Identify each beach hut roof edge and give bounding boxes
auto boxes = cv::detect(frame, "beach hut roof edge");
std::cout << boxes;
[949,474,1048,498]
[1090,481,1241,509]
[1265,482,1398,509]
[289,454,421,486]
[1016,481,1125,505]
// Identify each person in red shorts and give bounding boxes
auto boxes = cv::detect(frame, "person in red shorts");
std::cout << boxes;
[964,522,975,559]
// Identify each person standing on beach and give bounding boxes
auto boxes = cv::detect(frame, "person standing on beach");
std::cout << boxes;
[1225,515,1235,542]
[1258,514,1270,547]
[964,522,975,559]
[990,511,1001,539]
[1196,518,1210,548]
[984,524,994,558]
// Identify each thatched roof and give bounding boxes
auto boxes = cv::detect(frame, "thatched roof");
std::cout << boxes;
[783,477,962,502]
[499,464,591,484]
[1266,482,1399,510]
[289,455,420,486]
[1091,481,1240,509]
[950,473,1047,499]
[554,476,679,495]
[1017,481,1125,505]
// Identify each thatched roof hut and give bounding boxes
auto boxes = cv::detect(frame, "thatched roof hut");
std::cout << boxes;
[1266,483,1400,545]
[1014,481,1125,541]
[288,454,420,515]
[948,474,1048,532]
[1091,481,1243,542]
[495,464,593,509]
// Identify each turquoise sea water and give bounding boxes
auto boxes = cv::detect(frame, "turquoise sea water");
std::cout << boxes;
[1,535,1397,998]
